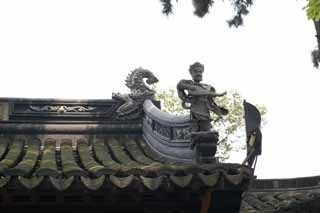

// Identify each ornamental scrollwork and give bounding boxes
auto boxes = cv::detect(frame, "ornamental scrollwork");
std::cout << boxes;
[29,105,96,113]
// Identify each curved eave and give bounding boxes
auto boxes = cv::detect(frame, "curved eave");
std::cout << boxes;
[241,176,320,212]
[142,100,194,162]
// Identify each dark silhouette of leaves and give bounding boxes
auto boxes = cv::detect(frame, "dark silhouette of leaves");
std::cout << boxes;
[228,0,253,28]
[192,0,214,18]
[160,0,173,15]
[159,0,253,27]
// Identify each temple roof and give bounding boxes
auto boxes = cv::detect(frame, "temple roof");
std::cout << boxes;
[0,96,319,212]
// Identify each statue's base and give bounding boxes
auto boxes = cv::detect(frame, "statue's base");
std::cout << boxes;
[191,131,219,164]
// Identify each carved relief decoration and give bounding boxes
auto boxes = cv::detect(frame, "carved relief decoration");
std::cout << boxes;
[173,127,191,140]
[145,116,153,127]
[154,121,171,139]
[29,105,96,113]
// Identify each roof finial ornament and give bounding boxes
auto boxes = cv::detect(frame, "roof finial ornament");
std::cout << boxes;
[242,100,262,171]
[113,67,159,120]
[177,62,228,163]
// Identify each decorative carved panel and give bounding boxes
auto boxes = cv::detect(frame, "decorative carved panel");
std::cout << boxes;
[28,105,96,113]
[154,121,172,139]
[4,98,128,122]
[173,127,191,140]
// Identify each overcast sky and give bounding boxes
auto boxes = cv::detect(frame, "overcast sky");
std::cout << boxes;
[0,0,319,179]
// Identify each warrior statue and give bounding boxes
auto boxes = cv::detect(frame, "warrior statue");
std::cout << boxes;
[177,62,228,162]
[113,67,159,120]
[177,62,228,133]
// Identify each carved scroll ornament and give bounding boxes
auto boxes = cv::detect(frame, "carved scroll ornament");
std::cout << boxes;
[29,105,96,113]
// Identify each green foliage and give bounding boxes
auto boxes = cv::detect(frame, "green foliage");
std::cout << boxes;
[155,88,267,162]
[155,88,188,115]
[306,0,320,21]
[305,1,320,69]
[158,0,254,27]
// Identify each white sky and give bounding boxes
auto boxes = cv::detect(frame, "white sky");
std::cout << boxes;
[0,0,319,179]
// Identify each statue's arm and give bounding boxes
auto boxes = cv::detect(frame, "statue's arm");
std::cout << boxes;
[177,80,196,91]
[206,85,227,97]
[177,80,193,106]
[187,84,227,97]
[208,97,228,116]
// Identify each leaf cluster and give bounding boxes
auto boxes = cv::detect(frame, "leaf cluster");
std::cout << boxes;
[160,0,174,15]
[192,0,214,18]
[158,0,254,27]
[227,0,253,28]
[306,0,320,21]
[155,88,188,115]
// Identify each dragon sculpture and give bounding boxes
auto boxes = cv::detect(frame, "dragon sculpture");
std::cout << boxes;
[112,67,159,120]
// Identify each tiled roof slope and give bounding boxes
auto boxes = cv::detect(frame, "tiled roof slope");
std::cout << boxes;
[0,135,252,192]
[1,134,320,213]
[241,176,320,212]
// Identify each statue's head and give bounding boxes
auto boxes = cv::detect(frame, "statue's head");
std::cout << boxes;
[189,62,204,83]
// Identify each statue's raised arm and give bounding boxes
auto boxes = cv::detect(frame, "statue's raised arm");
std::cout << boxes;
[178,80,226,97]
